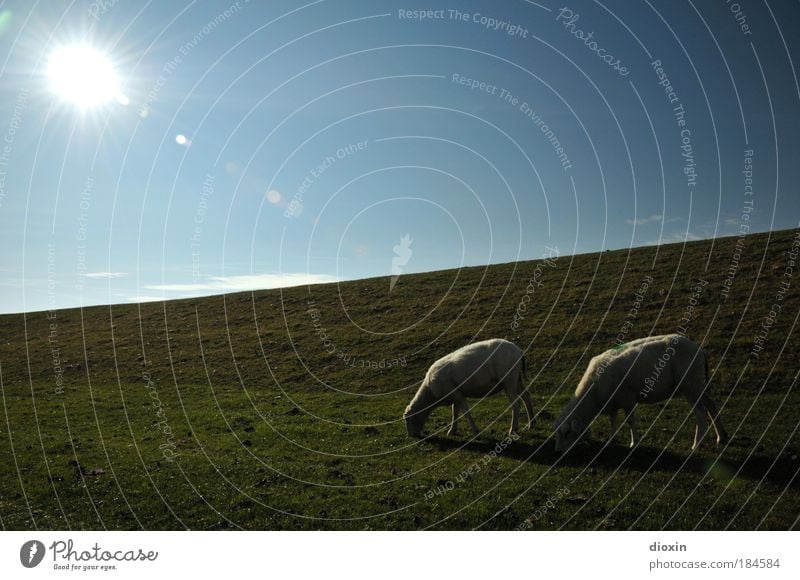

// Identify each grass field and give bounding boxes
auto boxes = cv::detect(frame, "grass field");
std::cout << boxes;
[1,228,798,530]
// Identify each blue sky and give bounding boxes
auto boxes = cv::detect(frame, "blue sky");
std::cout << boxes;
[0,0,798,314]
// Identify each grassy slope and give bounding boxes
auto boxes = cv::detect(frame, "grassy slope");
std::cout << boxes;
[0,228,798,530]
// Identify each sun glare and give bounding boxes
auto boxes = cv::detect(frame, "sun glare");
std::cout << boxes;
[47,45,123,108]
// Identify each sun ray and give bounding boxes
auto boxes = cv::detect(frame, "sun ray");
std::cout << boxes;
[47,45,124,109]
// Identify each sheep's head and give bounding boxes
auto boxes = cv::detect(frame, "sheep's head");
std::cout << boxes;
[552,398,591,452]
[403,405,426,438]
[403,382,433,437]
[553,416,591,452]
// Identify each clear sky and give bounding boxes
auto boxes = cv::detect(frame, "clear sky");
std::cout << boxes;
[0,0,798,314]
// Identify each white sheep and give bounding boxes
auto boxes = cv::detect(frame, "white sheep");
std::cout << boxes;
[403,339,534,437]
[552,334,728,452]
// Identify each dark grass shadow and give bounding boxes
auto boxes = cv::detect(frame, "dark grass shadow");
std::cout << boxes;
[718,453,800,489]
[424,434,800,488]
[424,434,556,464]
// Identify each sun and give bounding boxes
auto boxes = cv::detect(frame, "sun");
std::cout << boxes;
[47,45,123,108]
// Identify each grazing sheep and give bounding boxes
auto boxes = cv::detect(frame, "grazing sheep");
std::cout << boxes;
[403,339,534,438]
[552,334,728,452]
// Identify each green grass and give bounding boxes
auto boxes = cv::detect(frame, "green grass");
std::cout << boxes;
[1,228,798,530]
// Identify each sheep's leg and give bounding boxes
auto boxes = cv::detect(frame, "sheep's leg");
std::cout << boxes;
[451,393,479,435]
[692,421,709,450]
[516,369,535,429]
[447,403,460,437]
[510,400,520,435]
[701,394,729,447]
[608,410,619,443]
[624,408,640,448]
[685,391,712,450]
[691,405,711,451]
[504,384,521,435]
[462,403,479,435]
[521,390,535,429]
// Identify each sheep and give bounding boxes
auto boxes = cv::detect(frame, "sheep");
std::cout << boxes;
[552,334,728,452]
[403,339,534,438]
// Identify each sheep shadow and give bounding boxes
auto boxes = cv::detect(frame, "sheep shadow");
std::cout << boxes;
[425,435,799,488]
[718,453,800,489]
[425,434,554,464]
[564,441,800,489]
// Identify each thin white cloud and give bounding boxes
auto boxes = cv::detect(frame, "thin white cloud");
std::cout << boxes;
[625,214,663,226]
[127,295,165,303]
[644,231,705,246]
[84,272,128,279]
[144,273,338,293]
